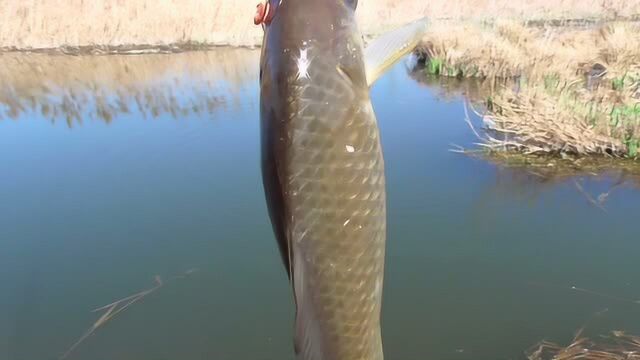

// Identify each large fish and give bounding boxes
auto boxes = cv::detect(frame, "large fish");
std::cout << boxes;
[257,1,427,359]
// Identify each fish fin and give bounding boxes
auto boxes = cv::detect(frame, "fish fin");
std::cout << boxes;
[364,17,429,87]
[292,248,324,360]
[260,107,291,278]
[345,0,358,9]
[292,248,305,356]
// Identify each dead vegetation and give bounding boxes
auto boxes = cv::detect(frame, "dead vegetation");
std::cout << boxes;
[60,269,197,359]
[1,0,639,50]
[418,20,640,159]
[524,301,640,360]
[527,330,640,360]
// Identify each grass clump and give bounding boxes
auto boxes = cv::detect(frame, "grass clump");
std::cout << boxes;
[417,20,640,159]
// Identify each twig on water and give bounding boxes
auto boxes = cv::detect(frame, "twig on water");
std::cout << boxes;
[449,143,486,154]
[449,143,468,153]
[463,100,485,142]
[529,281,640,305]
[569,285,640,305]
[450,101,495,154]
[60,268,197,359]
[573,179,608,212]
[594,172,627,205]
[572,308,610,343]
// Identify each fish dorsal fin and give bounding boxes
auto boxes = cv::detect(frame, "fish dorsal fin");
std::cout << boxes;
[364,17,429,87]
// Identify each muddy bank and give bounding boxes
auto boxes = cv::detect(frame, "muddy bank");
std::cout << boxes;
[1,0,639,50]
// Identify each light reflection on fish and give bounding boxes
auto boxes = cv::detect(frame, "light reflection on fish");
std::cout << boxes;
[258,1,427,358]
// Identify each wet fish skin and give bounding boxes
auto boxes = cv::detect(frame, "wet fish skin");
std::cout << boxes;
[259,1,386,359]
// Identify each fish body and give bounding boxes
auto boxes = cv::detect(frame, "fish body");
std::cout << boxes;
[258,2,427,359]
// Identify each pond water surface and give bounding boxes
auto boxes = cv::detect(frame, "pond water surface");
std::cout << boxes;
[1,48,639,360]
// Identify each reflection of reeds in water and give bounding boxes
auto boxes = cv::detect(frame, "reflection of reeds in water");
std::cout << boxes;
[0,48,260,125]
[478,151,640,209]
[408,68,498,102]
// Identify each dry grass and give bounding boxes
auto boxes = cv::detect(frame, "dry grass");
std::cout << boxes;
[525,307,640,360]
[0,0,639,49]
[527,331,640,360]
[480,84,632,156]
[419,21,640,158]
[420,20,639,79]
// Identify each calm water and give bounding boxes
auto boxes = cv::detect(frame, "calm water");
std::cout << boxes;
[1,48,639,360]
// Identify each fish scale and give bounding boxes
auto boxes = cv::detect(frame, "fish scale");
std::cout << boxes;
[283,53,386,360]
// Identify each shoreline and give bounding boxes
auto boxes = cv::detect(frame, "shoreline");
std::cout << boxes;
[415,19,640,160]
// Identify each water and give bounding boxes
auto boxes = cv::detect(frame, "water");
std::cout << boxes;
[1,48,639,360]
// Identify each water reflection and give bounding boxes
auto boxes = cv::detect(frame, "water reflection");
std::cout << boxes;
[407,67,497,103]
[490,161,640,208]
[0,48,259,125]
